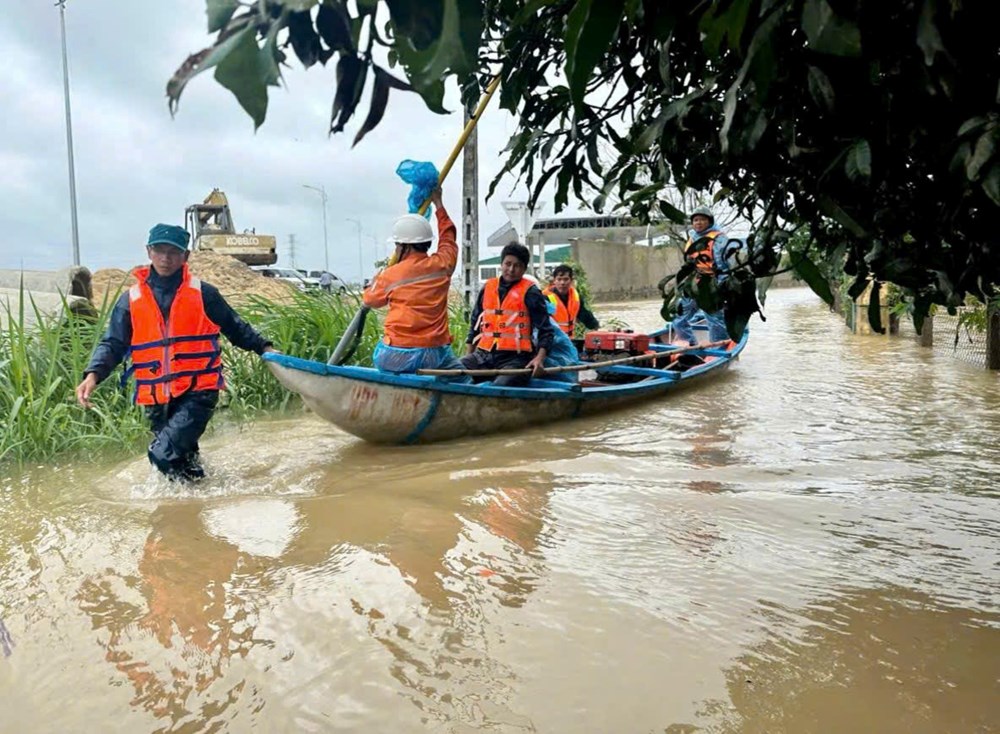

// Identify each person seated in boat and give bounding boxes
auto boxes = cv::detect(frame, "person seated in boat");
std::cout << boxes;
[671,206,731,346]
[538,297,582,383]
[462,243,554,387]
[541,264,600,337]
[363,188,467,379]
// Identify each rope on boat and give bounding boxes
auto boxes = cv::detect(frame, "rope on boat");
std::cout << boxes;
[415,340,732,377]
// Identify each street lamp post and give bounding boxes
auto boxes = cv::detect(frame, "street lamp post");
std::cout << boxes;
[57,0,81,266]
[302,184,329,272]
[346,218,363,283]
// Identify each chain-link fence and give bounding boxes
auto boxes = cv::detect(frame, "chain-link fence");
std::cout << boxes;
[896,306,996,369]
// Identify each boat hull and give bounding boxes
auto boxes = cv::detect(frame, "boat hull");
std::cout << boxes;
[264,328,745,444]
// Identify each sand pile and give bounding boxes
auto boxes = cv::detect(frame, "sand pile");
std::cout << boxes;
[90,252,296,306]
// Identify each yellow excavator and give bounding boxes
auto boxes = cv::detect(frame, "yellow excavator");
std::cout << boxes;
[184,189,277,266]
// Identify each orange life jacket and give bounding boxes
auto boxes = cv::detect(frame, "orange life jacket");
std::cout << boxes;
[126,265,224,405]
[542,286,581,335]
[685,228,723,275]
[475,278,534,353]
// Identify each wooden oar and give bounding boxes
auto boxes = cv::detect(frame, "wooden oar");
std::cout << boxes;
[328,75,503,366]
[416,341,732,377]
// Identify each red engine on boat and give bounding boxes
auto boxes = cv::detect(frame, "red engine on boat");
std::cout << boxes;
[582,330,650,356]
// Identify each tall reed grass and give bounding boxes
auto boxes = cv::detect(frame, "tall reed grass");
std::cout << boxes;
[0,286,470,467]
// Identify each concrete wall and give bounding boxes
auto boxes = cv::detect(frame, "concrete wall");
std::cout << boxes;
[571,240,685,302]
[0,267,95,329]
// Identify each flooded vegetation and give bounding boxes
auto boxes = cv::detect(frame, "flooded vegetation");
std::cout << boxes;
[1,289,998,732]
[0,289,471,465]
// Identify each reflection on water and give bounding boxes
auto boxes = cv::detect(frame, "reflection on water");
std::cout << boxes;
[1,288,998,732]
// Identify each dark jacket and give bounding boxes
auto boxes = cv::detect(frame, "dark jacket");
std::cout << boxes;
[466,278,555,352]
[85,267,271,383]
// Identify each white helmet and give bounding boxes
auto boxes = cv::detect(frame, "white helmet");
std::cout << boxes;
[391,214,434,244]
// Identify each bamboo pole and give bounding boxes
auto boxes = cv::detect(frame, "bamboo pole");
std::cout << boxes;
[416,341,732,377]
[415,75,502,218]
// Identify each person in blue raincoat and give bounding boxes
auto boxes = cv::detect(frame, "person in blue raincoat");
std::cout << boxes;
[671,206,731,345]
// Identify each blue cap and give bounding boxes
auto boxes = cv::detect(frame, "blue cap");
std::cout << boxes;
[147,223,190,251]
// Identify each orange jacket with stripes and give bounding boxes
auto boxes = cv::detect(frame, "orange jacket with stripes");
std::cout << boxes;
[363,208,457,348]
[127,264,224,405]
[475,277,534,352]
[542,286,581,335]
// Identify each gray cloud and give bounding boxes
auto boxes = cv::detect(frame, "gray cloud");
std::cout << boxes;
[1,0,587,281]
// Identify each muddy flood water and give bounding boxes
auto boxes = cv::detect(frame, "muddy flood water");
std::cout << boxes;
[1,288,998,733]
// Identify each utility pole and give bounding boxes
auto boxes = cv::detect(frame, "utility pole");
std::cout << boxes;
[302,185,329,271]
[57,0,81,266]
[288,233,296,268]
[461,101,479,315]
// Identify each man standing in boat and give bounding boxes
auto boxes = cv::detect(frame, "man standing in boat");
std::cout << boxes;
[462,243,554,387]
[541,264,600,338]
[671,206,731,345]
[75,224,276,482]
[363,188,468,377]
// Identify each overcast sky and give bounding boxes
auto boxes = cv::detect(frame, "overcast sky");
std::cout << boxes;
[1,0,589,280]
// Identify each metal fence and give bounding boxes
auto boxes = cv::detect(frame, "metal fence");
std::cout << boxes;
[896,307,995,369]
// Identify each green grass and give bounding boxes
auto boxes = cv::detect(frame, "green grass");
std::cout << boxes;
[0,287,470,468]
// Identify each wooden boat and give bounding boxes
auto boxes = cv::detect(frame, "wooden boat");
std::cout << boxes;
[263,325,747,445]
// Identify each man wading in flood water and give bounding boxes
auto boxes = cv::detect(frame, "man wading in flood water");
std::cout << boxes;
[75,224,276,482]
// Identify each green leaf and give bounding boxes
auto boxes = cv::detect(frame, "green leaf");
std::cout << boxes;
[329,54,368,133]
[288,10,324,68]
[658,40,672,86]
[958,116,987,138]
[817,195,868,237]
[512,0,559,27]
[847,272,869,300]
[555,157,575,212]
[982,165,1000,206]
[564,0,625,108]
[387,0,477,114]
[392,0,480,86]
[316,3,354,53]
[635,112,667,153]
[213,27,269,129]
[801,0,861,57]
[625,0,643,22]
[206,0,239,33]
[807,65,835,110]
[658,199,686,224]
[167,22,258,114]
[792,253,834,305]
[845,139,872,181]
[916,0,946,66]
[352,68,391,147]
[867,280,884,333]
[966,130,997,180]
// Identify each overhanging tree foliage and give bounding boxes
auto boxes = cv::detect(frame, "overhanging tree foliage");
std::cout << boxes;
[170,0,1000,335]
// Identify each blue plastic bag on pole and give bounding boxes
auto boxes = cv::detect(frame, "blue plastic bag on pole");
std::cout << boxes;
[396,160,440,219]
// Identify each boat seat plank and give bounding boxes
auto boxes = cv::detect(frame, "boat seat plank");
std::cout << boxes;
[526,377,583,392]
[596,365,679,379]
[648,343,682,352]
